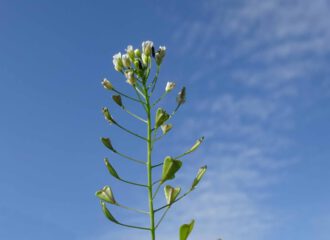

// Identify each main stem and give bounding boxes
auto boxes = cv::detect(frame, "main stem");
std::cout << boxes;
[145,85,156,240]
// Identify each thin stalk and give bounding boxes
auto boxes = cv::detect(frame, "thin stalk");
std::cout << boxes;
[118,178,148,188]
[122,107,147,123]
[152,91,167,107]
[117,222,150,231]
[114,122,147,141]
[154,190,192,213]
[113,88,142,103]
[145,83,156,240]
[116,203,149,215]
[152,162,163,168]
[155,207,170,229]
[114,150,146,165]
[150,65,160,94]
[152,183,162,199]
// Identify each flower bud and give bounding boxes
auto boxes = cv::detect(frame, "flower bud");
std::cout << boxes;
[112,52,123,72]
[134,48,141,58]
[155,108,170,128]
[161,124,172,135]
[165,82,175,92]
[125,45,135,59]
[112,95,123,107]
[101,78,114,90]
[164,185,181,205]
[95,186,117,204]
[125,70,136,86]
[176,86,186,105]
[191,165,207,190]
[142,40,154,56]
[155,46,166,65]
[121,54,131,68]
[102,107,116,124]
[134,59,143,70]
[142,53,149,66]
[188,137,204,153]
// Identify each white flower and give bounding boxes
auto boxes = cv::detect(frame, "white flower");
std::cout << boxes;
[165,82,176,92]
[121,54,131,68]
[101,78,113,90]
[142,40,154,56]
[155,46,166,65]
[125,45,135,59]
[113,52,123,72]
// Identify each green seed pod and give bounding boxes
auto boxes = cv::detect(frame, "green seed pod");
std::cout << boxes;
[112,95,123,107]
[164,185,181,205]
[188,137,204,154]
[191,165,207,190]
[161,124,172,135]
[102,107,116,124]
[101,137,115,152]
[100,201,118,223]
[95,186,117,204]
[177,86,186,105]
[155,108,170,128]
[161,156,182,183]
[180,220,195,240]
[104,158,120,179]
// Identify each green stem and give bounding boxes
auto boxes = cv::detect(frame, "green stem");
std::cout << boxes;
[113,88,142,103]
[154,190,192,213]
[145,83,156,240]
[114,150,146,165]
[116,203,149,215]
[117,222,150,231]
[118,177,148,188]
[114,122,147,141]
[155,207,170,229]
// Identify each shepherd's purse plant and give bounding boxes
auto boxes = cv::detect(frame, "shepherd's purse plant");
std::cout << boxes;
[96,40,207,240]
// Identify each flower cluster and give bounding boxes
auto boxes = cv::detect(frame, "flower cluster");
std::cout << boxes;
[111,41,166,86]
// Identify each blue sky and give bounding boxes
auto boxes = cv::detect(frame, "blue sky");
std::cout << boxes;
[0,0,329,240]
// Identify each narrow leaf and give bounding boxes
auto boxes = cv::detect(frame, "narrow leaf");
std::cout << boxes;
[104,158,120,179]
[180,220,195,240]
[161,156,182,183]
[101,201,118,223]
[191,165,207,190]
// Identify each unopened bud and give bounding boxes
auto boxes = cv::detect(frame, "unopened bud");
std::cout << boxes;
[142,53,149,66]
[155,46,166,65]
[165,82,176,92]
[142,40,154,56]
[191,166,207,190]
[101,78,113,90]
[101,137,115,152]
[125,45,135,59]
[112,52,123,72]
[134,48,141,58]
[125,70,136,86]
[121,54,131,68]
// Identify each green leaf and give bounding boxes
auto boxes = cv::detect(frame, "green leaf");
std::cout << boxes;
[180,220,195,240]
[161,156,182,183]
[100,201,118,223]
[101,137,115,152]
[95,186,117,204]
[155,108,170,128]
[164,185,181,205]
[102,107,116,124]
[104,158,120,179]
[112,95,123,107]
[191,165,207,190]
